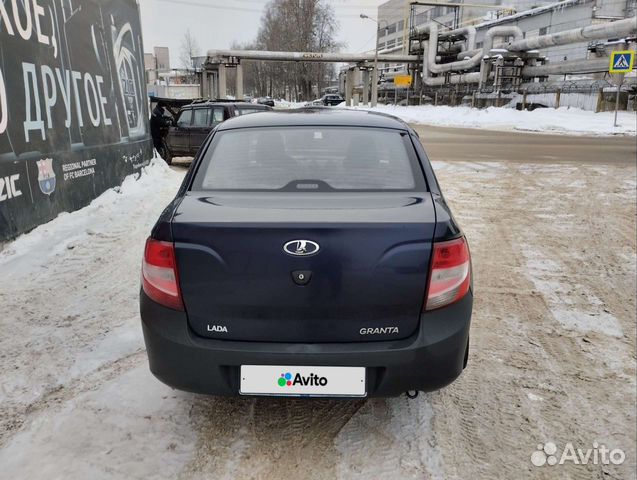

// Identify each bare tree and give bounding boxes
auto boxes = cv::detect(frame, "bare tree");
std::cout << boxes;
[180,29,200,70]
[250,0,341,101]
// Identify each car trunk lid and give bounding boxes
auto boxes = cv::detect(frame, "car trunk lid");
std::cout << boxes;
[172,192,435,343]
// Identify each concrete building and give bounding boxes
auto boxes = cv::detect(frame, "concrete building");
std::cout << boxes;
[472,0,636,68]
[144,53,158,84]
[145,47,201,98]
[145,47,172,83]
[376,0,552,55]
[153,46,171,71]
[377,0,635,69]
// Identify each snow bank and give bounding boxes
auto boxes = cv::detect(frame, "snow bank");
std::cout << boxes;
[0,155,185,433]
[0,157,183,275]
[275,99,307,109]
[346,104,637,136]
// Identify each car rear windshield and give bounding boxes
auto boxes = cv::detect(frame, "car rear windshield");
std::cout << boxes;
[192,127,425,191]
[236,108,265,115]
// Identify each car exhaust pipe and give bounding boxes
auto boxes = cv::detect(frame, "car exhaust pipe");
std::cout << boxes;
[406,390,419,399]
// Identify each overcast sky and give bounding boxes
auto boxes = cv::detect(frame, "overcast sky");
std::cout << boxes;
[137,0,387,68]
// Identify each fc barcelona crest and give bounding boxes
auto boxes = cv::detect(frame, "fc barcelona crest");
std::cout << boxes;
[37,158,56,195]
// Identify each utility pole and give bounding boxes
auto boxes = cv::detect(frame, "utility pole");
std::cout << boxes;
[360,14,388,107]
[614,74,624,127]
[372,31,379,107]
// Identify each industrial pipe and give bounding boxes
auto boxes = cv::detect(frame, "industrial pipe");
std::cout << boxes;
[206,49,418,64]
[417,24,483,75]
[456,48,482,60]
[438,26,477,52]
[508,17,637,51]
[522,57,614,76]
[206,17,634,93]
[423,72,481,86]
[418,23,523,76]
[483,26,524,53]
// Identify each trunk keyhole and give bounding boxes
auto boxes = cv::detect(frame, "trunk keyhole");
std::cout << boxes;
[292,270,312,286]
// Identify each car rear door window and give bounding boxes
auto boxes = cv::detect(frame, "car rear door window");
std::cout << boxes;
[193,127,425,191]
[192,108,209,126]
[176,109,192,127]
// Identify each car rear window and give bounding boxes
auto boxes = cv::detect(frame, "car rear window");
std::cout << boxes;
[236,108,264,115]
[192,127,425,191]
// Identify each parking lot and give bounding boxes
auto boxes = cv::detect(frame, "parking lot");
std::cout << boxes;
[0,126,634,480]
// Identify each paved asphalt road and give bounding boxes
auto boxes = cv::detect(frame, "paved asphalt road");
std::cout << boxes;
[413,125,637,165]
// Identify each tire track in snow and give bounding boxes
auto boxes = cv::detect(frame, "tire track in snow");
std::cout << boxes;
[181,397,366,479]
[0,161,185,450]
[419,159,636,480]
[334,397,444,480]
[0,350,146,449]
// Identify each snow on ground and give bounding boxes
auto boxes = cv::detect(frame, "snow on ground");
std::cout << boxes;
[346,104,637,136]
[0,158,186,455]
[0,131,635,479]
[0,365,198,480]
[520,243,624,338]
[275,99,307,108]
[0,158,182,276]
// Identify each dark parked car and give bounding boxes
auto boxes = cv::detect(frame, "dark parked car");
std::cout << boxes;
[141,109,473,398]
[160,101,271,163]
[320,94,344,106]
[257,96,275,107]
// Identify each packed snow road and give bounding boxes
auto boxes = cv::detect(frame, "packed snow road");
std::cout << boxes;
[0,127,635,480]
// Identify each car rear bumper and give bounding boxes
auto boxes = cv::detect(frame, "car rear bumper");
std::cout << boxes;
[140,290,472,397]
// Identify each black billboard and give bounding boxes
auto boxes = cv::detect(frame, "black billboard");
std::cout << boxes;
[0,0,152,241]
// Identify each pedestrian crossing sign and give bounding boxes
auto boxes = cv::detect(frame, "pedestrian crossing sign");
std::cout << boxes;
[609,51,634,74]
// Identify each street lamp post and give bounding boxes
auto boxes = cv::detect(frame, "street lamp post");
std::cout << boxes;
[360,14,388,107]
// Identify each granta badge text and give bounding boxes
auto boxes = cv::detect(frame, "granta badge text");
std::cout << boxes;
[359,326,400,335]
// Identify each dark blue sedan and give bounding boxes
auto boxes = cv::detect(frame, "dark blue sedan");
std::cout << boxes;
[140,108,473,398]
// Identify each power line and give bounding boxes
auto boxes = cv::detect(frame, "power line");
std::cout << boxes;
[155,0,265,13]
[212,0,381,8]
[155,0,379,16]
[354,30,379,52]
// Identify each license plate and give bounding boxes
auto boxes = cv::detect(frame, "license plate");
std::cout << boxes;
[240,365,366,397]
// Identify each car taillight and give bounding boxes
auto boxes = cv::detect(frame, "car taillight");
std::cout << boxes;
[425,236,471,311]
[142,238,184,311]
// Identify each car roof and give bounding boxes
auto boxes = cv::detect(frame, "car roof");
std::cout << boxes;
[183,100,260,108]
[216,107,411,131]
[235,104,268,108]
[184,102,235,108]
